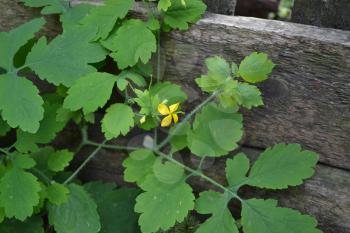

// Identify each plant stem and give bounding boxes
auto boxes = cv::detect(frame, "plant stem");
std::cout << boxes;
[0,148,9,155]
[197,156,206,171]
[85,140,140,151]
[154,149,241,200]
[31,168,52,185]
[63,140,107,185]
[156,91,219,150]
[85,140,241,201]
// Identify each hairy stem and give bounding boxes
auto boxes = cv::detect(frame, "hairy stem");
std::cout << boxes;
[85,141,241,201]
[63,140,107,185]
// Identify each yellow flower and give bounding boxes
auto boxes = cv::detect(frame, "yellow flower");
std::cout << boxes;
[158,102,180,127]
[140,115,146,124]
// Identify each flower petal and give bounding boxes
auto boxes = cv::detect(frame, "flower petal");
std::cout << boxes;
[172,114,179,124]
[161,115,173,127]
[158,103,170,115]
[140,116,146,124]
[169,102,180,113]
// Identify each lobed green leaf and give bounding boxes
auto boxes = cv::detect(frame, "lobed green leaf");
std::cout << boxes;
[48,184,100,233]
[101,103,135,140]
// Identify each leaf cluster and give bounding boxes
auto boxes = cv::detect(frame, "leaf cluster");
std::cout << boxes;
[0,0,323,233]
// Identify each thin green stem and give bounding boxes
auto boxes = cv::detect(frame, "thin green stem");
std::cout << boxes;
[31,168,52,185]
[63,140,107,185]
[154,149,241,200]
[0,148,10,155]
[85,140,242,201]
[85,140,140,151]
[197,156,206,171]
[156,91,219,150]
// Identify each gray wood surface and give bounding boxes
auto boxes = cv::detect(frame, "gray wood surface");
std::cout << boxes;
[1,0,350,169]
[292,0,350,31]
[203,0,237,15]
[157,12,350,170]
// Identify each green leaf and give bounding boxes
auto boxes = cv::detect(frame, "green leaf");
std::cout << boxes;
[135,175,195,233]
[101,103,135,140]
[236,82,263,109]
[15,102,66,152]
[195,56,231,93]
[85,182,141,233]
[195,191,238,233]
[64,72,117,114]
[241,199,322,233]
[153,158,184,184]
[48,184,100,233]
[238,52,275,83]
[246,144,319,189]
[47,183,70,205]
[188,104,243,157]
[134,89,159,116]
[217,79,240,109]
[21,0,69,14]
[103,19,156,69]
[0,74,43,133]
[0,168,41,220]
[0,18,45,71]
[158,0,172,11]
[123,149,157,186]
[11,153,36,169]
[0,216,44,233]
[60,4,94,30]
[34,182,47,213]
[170,122,190,152]
[81,0,134,40]
[146,17,160,31]
[163,0,206,30]
[0,208,4,223]
[225,153,250,191]
[150,81,188,105]
[27,28,107,86]
[0,117,10,136]
[116,70,146,91]
[231,62,239,77]
[48,149,74,172]
[85,181,117,195]
[30,147,55,179]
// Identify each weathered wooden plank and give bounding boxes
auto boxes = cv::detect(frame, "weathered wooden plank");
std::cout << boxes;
[1,1,350,169]
[158,13,350,170]
[0,0,61,36]
[292,0,350,31]
[203,0,236,15]
[73,130,350,233]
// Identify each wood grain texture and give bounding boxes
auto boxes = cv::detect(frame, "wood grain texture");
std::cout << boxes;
[292,0,350,31]
[203,0,237,15]
[0,0,61,37]
[1,0,350,169]
[157,13,350,170]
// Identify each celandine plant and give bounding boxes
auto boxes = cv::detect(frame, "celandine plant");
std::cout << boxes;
[0,0,323,233]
